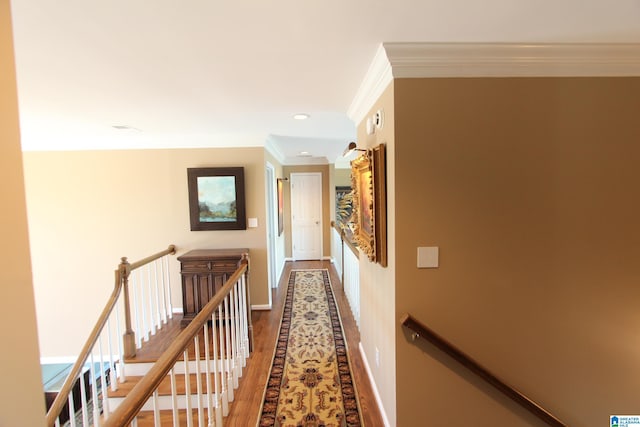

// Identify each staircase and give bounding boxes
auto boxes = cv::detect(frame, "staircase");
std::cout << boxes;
[45,246,252,427]
[105,315,237,426]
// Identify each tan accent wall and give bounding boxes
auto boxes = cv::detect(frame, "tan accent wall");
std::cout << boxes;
[0,2,46,424]
[394,77,640,426]
[282,165,331,259]
[23,147,269,357]
[356,83,397,425]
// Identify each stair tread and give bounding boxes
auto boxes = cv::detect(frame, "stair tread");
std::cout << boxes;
[134,408,216,427]
[108,373,226,398]
[124,316,239,364]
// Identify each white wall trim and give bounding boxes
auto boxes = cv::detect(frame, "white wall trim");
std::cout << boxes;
[359,342,391,427]
[348,42,640,126]
[251,304,272,311]
[384,42,640,78]
[264,137,287,165]
[172,308,183,314]
[347,44,394,126]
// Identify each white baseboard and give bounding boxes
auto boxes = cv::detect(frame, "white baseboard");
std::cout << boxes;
[359,342,391,427]
[172,308,183,314]
[285,256,333,262]
[251,304,272,311]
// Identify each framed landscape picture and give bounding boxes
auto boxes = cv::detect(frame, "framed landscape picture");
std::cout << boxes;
[187,167,247,231]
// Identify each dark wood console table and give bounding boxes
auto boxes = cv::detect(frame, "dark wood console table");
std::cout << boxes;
[177,248,250,327]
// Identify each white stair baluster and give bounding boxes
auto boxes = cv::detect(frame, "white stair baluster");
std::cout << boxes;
[203,322,215,427]
[132,271,143,348]
[146,266,156,337]
[67,392,76,427]
[79,367,89,427]
[224,295,234,402]
[90,353,100,426]
[107,317,118,391]
[217,303,228,416]
[184,350,193,427]
[170,368,179,426]
[152,389,160,427]
[115,303,126,383]
[164,256,173,319]
[229,286,238,389]
[194,335,204,426]
[212,311,223,426]
[99,336,110,417]
[154,260,162,330]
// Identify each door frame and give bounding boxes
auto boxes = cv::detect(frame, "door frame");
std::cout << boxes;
[265,163,278,299]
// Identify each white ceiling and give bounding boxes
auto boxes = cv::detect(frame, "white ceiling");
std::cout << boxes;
[10,0,640,165]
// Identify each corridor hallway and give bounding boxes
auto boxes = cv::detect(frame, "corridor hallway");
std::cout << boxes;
[225,260,384,426]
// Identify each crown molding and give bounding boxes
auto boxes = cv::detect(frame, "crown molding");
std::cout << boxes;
[347,42,640,125]
[384,42,640,78]
[347,44,393,126]
[264,137,287,165]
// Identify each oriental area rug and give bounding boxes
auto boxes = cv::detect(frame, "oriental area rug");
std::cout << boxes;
[258,269,362,427]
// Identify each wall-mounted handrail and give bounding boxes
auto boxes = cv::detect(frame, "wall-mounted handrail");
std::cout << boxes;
[400,313,567,427]
[103,257,250,426]
[45,245,177,427]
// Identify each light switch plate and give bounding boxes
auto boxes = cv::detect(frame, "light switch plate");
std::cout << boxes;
[417,246,439,268]
[248,217,258,228]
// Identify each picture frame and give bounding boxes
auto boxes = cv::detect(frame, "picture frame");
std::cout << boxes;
[335,185,353,229]
[187,167,247,231]
[351,143,387,266]
[277,178,285,236]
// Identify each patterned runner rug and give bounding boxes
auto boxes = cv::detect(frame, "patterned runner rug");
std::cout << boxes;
[258,269,362,427]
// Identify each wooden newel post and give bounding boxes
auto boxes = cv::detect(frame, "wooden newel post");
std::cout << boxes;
[241,254,254,353]
[120,256,136,358]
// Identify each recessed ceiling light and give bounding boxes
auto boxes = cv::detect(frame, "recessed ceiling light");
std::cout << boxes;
[293,113,309,120]
[112,125,141,132]
[298,151,311,157]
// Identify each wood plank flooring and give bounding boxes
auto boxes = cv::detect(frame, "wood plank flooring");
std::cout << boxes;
[127,260,383,426]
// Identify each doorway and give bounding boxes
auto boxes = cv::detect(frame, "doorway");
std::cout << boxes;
[290,172,322,260]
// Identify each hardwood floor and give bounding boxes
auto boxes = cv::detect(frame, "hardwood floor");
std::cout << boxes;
[225,261,383,427]
[125,260,384,426]
[226,260,384,426]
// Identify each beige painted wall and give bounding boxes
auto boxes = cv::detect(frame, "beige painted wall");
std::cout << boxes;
[394,77,640,426]
[23,147,269,357]
[282,165,331,259]
[356,83,397,425]
[0,1,46,424]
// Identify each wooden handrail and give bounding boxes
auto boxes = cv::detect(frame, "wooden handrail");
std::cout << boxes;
[400,313,567,427]
[103,258,249,427]
[45,245,177,427]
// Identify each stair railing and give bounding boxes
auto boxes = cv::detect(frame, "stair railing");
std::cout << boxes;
[401,313,567,427]
[46,245,177,427]
[103,255,251,427]
[331,221,361,328]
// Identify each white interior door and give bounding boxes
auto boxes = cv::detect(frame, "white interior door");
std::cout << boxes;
[291,172,322,260]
